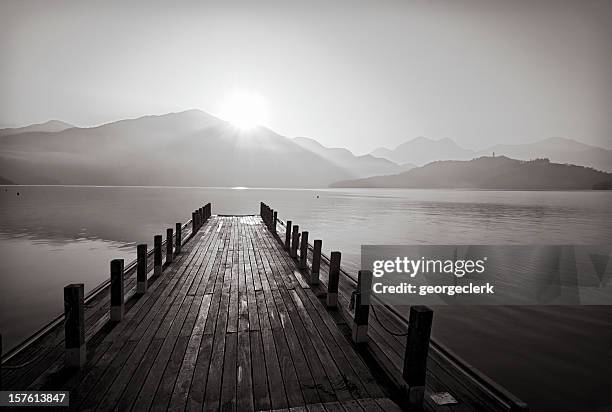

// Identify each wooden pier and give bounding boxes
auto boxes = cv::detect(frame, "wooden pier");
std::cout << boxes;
[0,202,528,411]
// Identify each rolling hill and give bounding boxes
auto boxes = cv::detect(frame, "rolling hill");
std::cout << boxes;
[330,156,612,190]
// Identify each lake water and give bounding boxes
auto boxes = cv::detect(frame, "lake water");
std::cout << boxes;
[1,185,611,411]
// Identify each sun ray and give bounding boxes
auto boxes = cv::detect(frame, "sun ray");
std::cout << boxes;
[219,91,269,130]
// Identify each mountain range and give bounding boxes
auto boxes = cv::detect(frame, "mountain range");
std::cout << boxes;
[371,136,612,172]
[0,110,401,187]
[1,109,610,187]
[0,120,73,137]
[331,156,612,190]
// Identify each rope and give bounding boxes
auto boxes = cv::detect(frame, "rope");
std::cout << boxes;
[370,304,409,337]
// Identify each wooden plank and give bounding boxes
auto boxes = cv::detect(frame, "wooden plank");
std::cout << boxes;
[250,330,271,411]
[220,331,238,411]
[271,288,319,405]
[237,330,254,411]
[261,328,289,409]
[168,294,213,411]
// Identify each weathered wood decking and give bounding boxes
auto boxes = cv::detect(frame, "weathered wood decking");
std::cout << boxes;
[1,208,528,412]
[1,216,403,411]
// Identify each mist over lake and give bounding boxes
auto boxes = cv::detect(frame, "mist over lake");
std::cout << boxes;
[1,185,611,411]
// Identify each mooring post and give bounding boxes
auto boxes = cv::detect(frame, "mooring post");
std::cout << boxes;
[175,222,182,254]
[352,270,372,343]
[299,231,309,269]
[327,251,341,307]
[402,306,433,407]
[137,244,147,294]
[291,225,300,258]
[0,333,2,389]
[166,228,174,264]
[154,234,163,276]
[110,259,125,321]
[285,220,292,250]
[310,239,322,285]
[64,283,85,368]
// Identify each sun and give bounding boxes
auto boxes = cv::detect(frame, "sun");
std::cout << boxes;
[219,91,269,130]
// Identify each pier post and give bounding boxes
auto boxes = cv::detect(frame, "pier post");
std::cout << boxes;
[285,221,292,250]
[299,231,309,269]
[154,235,163,277]
[166,228,174,264]
[326,251,341,308]
[199,207,204,225]
[175,222,182,254]
[110,259,125,321]
[273,211,277,234]
[137,244,147,294]
[64,283,85,368]
[310,240,322,285]
[402,306,433,407]
[351,270,372,343]
[291,225,300,258]
[192,211,197,233]
[260,202,264,216]
[205,203,211,219]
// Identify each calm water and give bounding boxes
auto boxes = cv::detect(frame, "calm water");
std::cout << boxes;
[1,186,611,411]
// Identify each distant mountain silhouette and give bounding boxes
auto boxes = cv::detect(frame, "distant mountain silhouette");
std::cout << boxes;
[330,156,612,190]
[371,137,473,165]
[293,136,401,178]
[0,120,73,136]
[0,110,393,187]
[477,137,612,172]
[372,136,612,172]
[0,175,15,184]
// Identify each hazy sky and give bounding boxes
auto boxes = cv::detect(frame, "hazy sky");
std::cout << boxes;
[1,0,611,154]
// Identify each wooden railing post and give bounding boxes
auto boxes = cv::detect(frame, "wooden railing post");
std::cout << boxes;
[285,220,292,250]
[166,228,174,264]
[273,211,277,235]
[175,222,182,254]
[291,225,300,258]
[64,283,85,368]
[260,202,264,216]
[402,306,433,407]
[154,235,163,276]
[326,251,341,308]
[352,270,372,343]
[310,239,322,285]
[192,211,198,233]
[137,244,147,294]
[299,231,309,269]
[205,203,211,219]
[110,258,125,321]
